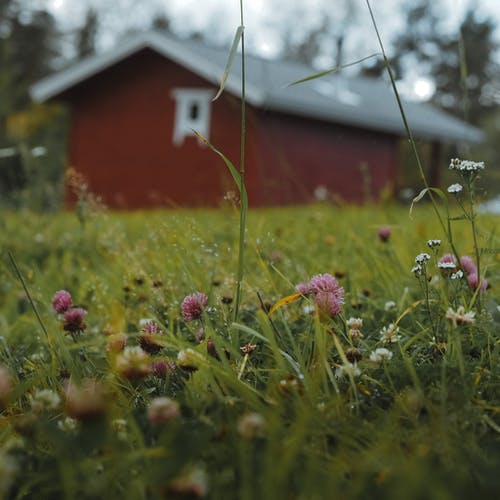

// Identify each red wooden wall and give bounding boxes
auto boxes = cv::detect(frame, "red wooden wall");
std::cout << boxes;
[60,48,399,209]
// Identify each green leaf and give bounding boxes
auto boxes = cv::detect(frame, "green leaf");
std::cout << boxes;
[409,187,447,218]
[192,130,248,210]
[288,53,380,87]
[212,25,244,101]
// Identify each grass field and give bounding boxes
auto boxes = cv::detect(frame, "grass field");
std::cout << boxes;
[0,201,499,499]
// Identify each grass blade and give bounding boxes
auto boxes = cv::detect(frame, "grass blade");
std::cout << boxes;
[288,53,380,86]
[212,25,244,101]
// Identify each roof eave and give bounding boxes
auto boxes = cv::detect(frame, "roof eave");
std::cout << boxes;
[30,31,265,106]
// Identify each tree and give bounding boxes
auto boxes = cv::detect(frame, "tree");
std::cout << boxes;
[279,0,361,67]
[432,9,499,124]
[76,7,99,59]
[362,1,499,126]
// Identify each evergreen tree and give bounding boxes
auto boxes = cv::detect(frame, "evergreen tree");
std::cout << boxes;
[432,9,499,124]
[76,7,99,59]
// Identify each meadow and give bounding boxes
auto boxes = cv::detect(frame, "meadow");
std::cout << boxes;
[0,2,499,496]
[0,195,499,499]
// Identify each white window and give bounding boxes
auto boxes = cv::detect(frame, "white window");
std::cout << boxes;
[171,88,214,146]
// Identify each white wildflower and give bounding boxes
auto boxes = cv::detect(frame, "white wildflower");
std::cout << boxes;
[384,301,396,311]
[57,417,78,432]
[346,317,363,329]
[427,239,441,248]
[449,158,485,172]
[335,362,361,379]
[447,183,463,194]
[451,270,464,280]
[438,261,457,270]
[29,389,61,412]
[445,306,475,326]
[411,264,423,276]
[380,323,402,343]
[415,253,431,264]
[238,413,266,439]
[369,348,393,363]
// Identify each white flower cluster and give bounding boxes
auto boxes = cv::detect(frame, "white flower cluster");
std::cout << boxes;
[427,239,441,248]
[411,264,423,276]
[438,261,456,270]
[449,158,485,172]
[447,183,463,194]
[415,253,431,264]
[451,270,464,280]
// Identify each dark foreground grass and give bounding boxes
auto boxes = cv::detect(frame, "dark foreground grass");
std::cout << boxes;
[0,203,499,499]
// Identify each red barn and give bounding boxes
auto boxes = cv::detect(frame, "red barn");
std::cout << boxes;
[31,31,483,208]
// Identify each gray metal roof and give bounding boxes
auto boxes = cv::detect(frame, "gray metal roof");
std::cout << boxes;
[31,31,484,144]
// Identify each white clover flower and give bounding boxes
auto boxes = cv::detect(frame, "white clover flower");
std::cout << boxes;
[369,347,393,362]
[384,301,396,311]
[57,417,78,432]
[451,270,464,280]
[445,306,475,326]
[415,253,431,264]
[447,183,463,194]
[380,323,402,343]
[335,362,361,379]
[238,412,266,439]
[427,239,441,248]
[29,389,61,413]
[346,317,363,329]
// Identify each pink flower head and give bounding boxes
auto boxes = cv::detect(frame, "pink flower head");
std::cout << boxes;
[439,253,457,265]
[307,273,344,318]
[52,290,72,314]
[467,273,488,292]
[63,307,87,333]
[296,282,313,295]
[460,255,477,276]
[378,226,391,242]
[142,321,160,334]
[181,292,208,322]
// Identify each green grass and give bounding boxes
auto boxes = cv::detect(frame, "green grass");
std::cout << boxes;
[0,203,499,499]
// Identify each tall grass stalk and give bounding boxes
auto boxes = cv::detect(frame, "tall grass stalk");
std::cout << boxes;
[364,1,458,250]
[234,0,247,322]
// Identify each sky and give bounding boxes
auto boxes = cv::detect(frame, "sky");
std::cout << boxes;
[45,0,500,98]
[46,0,500,57]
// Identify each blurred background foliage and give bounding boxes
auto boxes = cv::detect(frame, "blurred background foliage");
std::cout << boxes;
[0,0,499,210]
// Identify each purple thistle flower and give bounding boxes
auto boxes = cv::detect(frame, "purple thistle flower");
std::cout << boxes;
[63,307,87,333]
[181,292,208,322]
[378,226,391,243]
[460,255,477,276]
[52,290,73,314]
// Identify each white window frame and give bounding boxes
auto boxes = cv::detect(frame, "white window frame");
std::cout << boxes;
[171,88,214,146]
